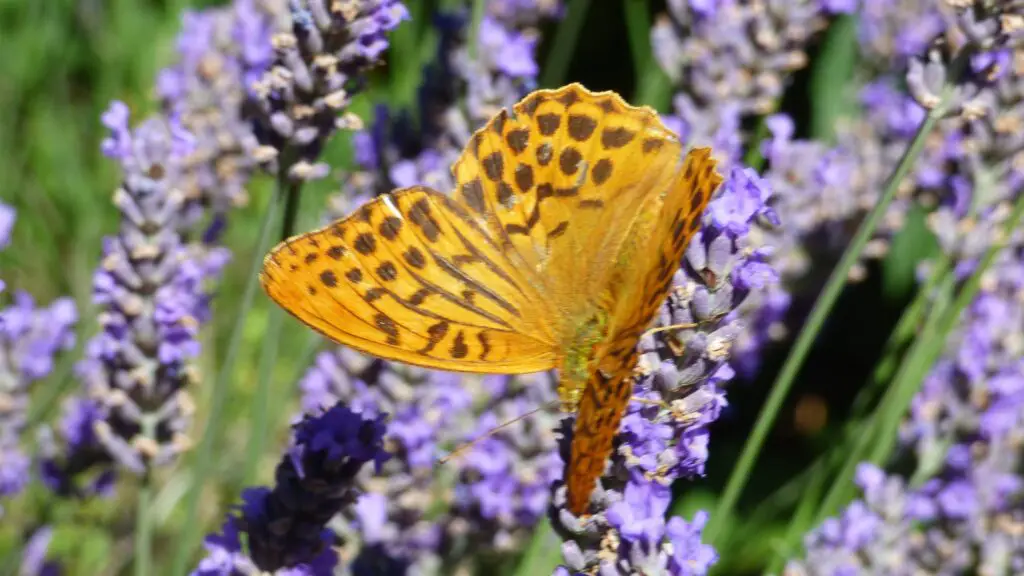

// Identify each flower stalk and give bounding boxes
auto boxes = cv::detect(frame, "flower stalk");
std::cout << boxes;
[707,50,970,544]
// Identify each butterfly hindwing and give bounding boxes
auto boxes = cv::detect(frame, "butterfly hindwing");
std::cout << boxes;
[451,83,689,308]
[563,148,723,514]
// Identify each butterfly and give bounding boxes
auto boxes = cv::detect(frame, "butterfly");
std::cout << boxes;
[260,83,722,515]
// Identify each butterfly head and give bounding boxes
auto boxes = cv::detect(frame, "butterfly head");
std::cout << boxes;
[557,309,610,413]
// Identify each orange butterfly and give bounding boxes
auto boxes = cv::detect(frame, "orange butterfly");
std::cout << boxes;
[260,83,722,515]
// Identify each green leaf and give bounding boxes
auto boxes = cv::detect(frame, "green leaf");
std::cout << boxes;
[539,0,591,89]
[512,517,564,576]
[809,15,859,142]
[882,204,939,301]
[623,0,672,111]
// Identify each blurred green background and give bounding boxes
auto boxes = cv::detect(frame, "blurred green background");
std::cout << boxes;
[0,0,935,573]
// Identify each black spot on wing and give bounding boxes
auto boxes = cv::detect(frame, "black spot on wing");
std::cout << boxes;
[450,331,468,359]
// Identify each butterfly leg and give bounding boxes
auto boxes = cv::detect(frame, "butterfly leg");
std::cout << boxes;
[642,322,698,338]
[642,313,730,355]
[641,311,730,341]
[628,396,670,409]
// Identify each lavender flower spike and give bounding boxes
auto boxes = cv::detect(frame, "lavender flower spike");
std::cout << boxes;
[19,525,63,576]
[0,202,14,289]
[0,201,78,508]
[193,402,389,575]
[251,0,409,181]
[552,163,778,575]
[1,292,77,509]
[158,0,285,213]
[43,104,229,494]
[788,232,1024,575]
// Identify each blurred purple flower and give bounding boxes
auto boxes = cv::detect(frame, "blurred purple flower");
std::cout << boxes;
[446,373,562,557]
[0,202,13,252]
[789,240,1024,575]
[18,525,63,576]
[478,16,539,78]
[158,0,284,213]
[652,0,832,157]
[43,106,229,495]
[0,201,12,293]
[1,291,77,507]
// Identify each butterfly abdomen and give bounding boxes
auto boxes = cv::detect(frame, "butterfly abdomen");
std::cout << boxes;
[565,347,638,515]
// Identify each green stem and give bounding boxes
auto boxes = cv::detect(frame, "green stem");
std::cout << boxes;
[169,180,286,576]
[24,347,79,430]
[868,192,1024,468]
[705,73,956,544]
[624,0,672,110]
[623,0,652,84]
[766,463,829,574]
[808,15,858,143]
[279,180,303,239]
[511,517,563,576]
[387,0,426,112]
[467,0,487,62]
[240,307,284,486]
[539,0,591,88]
[135,413,158,576]
[849,256,951,416]
[814,270,953,523]
[135,475,153,576]
[742,115,773,171]
[241,177,303,487]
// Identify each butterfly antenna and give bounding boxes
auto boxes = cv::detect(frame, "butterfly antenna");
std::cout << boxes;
[642,312,731,341]
[642,322,699,340]
[438,399,561,465]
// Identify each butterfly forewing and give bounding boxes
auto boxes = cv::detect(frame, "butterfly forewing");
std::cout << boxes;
[261,187,557,373]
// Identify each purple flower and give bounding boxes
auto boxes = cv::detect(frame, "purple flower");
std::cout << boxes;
[478,16,539,77]
[553,161,775,574]
[0,201,15,252]
[44,107,229,494]
[193,403,387,574]
[558,485,716,575]
[298,341,566,570]
[19,526,62,576]
[300,350,459,569]
[487,0,562,25]
[447,373,562,555]
[100,101,133,160]
[192,516,260,575]
[652,0,831,130]
[158,0,281,212]
[708,166,776,236]
[250,0,408,180]
[1,292,77,504]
